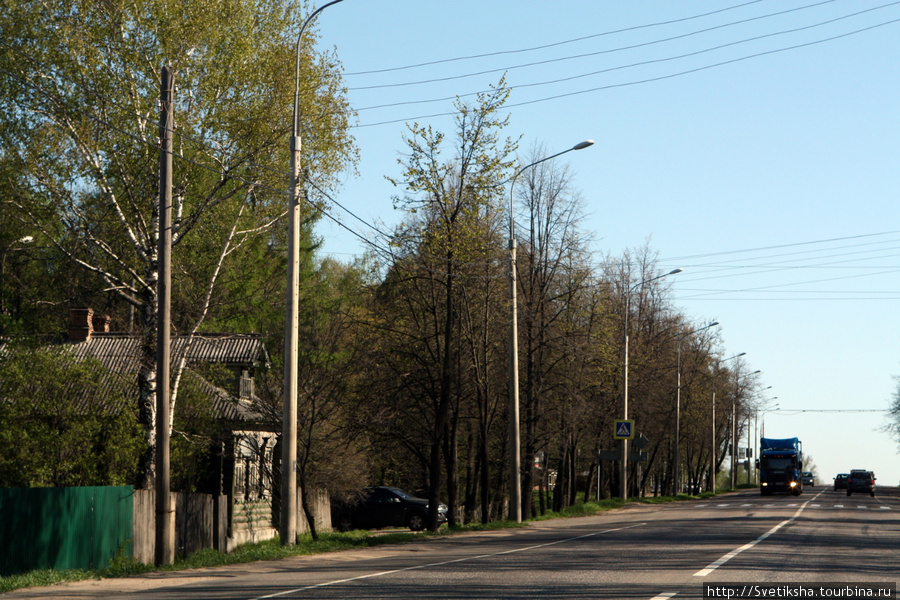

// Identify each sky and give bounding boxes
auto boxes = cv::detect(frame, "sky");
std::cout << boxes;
[307,0,900,488]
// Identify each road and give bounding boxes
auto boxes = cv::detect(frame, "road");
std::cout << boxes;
[9,487,900,600]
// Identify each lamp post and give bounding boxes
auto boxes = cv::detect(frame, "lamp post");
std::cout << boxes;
[621,267,682,500]
[507,139,593,522]
[753,401,778,485]
[745,386,771,484]
[709,351,745,492]
[674,321,718,495]
[282,0,344,547]
[731,369,760,490]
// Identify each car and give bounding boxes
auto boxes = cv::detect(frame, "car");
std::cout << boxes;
[332,486,448,532]
[801,471,814,486]
[846,470,876,497]
[833,473,849,490]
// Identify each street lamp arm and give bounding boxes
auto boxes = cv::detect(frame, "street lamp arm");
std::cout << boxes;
[507,140,593,239]
[293,0,345,138]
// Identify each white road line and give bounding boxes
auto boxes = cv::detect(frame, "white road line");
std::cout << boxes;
[254,523,646,599]
[693,500,809,577]
[650,593,678,599]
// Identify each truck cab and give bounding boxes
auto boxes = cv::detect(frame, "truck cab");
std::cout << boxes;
[759,437,803,496]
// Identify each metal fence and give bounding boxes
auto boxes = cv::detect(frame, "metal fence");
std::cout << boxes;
[0,486,133,576]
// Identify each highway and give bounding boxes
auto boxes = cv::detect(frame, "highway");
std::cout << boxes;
[10,487,900,600]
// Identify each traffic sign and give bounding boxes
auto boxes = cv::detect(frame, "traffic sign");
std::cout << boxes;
[613,420,634,440]
[633,433,649,450]
[597,450,621,461]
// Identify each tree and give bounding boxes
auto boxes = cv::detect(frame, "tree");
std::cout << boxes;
[514,143,596,516]
[376,80,516,529]
[0,343,144,487]
[0,0,355,487]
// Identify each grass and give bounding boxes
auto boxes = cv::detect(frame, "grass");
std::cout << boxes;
[0,490,712,594]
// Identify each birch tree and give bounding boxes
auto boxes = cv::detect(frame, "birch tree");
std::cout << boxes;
[0,0,355,487]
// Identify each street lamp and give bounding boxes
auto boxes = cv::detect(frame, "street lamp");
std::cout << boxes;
[753,400,778,485]
[709,351,745,492]
[731,369,760,490]
[282,0,344,547]
[508,139,593,522]
[674,321,718,495]
[744,386,770,484]
[621,267,682,500]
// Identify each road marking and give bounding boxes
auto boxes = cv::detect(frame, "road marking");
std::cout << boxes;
[694,500,809,577]
[835,504,844,508]
[254,523,646,599]
[650,593,678,599]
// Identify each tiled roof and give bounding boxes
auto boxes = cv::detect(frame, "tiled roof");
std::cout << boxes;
[2,333,272,425]
[68,333,270,370]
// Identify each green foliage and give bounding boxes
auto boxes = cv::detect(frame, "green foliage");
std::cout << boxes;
[0,344,145,487]
[0,0,356,333]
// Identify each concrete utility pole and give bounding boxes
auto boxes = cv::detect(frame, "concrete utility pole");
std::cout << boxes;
[282,0,344,546]
[506,140,593,522]
[155,65,175,566]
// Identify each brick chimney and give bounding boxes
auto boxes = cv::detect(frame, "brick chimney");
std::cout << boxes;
[91,313,111,333]
[68,307,94,342]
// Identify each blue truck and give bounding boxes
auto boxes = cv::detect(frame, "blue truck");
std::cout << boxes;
[758,437,803,496]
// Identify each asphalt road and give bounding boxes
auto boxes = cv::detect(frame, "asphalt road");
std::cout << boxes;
[8,487,900,600]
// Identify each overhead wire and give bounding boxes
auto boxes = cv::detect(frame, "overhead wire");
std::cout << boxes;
[347,0,847,92]
[348,0,900,128]
[663,232,900,300]
[344,0,772,76]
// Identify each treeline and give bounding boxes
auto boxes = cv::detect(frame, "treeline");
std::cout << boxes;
[0,0,761,530]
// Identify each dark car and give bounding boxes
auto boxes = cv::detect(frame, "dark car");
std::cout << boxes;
[801,471,814,486]
[846,470,875,497]
[332,486,448,532]
[833,473,849,490]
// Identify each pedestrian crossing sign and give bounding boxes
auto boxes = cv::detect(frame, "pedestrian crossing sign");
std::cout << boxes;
[614,420,634,440]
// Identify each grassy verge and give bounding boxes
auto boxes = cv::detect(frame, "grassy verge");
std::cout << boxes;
[0,491,709,594]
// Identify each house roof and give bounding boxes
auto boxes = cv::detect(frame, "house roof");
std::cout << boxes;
[67,333,271,371]
[1,333,274,426]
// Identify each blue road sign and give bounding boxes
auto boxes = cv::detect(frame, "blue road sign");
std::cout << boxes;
[614,419,634,440]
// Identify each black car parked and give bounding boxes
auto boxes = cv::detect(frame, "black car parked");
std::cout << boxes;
[846,470,875,497]
[332,486,448,532]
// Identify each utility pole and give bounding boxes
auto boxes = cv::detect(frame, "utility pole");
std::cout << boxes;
[155,65,175,566]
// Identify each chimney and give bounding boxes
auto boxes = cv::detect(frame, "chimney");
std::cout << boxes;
[68,307,94,342]
[91,313,112,334]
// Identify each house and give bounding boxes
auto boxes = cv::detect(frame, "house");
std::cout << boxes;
[61,307,281,549]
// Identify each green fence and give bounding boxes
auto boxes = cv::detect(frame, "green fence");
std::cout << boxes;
[0,486,133,576]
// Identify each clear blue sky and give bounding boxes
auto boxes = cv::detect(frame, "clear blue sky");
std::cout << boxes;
[310,0,900,487]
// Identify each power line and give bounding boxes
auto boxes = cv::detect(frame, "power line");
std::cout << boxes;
[353,14,900,128]
[347,0,845,91]
[344,0,772,77]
